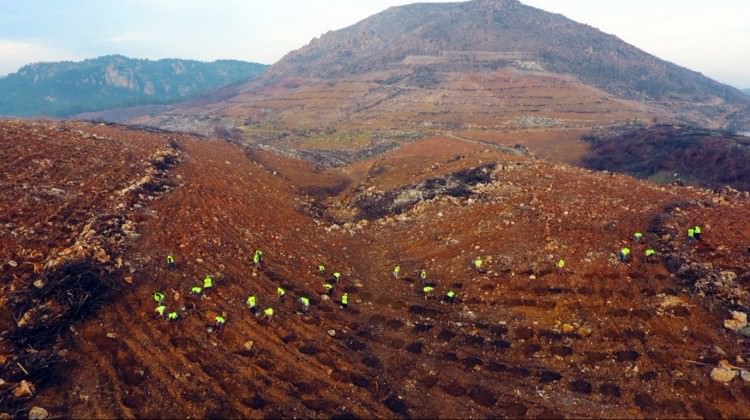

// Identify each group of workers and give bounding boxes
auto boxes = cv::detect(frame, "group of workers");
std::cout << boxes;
[155,223,707,330]
[391,263,463,304]
[618,224,701,263]
[153,250,352,329]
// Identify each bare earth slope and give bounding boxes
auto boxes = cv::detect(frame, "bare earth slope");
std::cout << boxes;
[3,120,750,418]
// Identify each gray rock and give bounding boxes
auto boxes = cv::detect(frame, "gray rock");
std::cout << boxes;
[28,407,48,420]
[738,325,750,338]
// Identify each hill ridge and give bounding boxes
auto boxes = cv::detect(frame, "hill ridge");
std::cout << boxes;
[0,55,268,117]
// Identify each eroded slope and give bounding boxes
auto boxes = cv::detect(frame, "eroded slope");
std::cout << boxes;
[3,123,750,418]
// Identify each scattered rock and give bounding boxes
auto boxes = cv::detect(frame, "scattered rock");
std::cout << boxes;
[738,326,750,338]
[244,340,254,351]
[561,323,575,334]
[32,279,45,289]
[7,260,17,267]
[0,354,7,365]
[710,360,738,383]
[741,370,750,382]
[28,407,48,420]
[327,329,336,337]
[711,367,737,383]
[724,311,748,332]
[13,380,34,398]
[577,326,592,337]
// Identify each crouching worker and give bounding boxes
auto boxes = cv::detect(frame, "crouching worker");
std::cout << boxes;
[166,255,176,271]
[262,307,274,324]
[247,294,258,315]
[444,290,457,304]
[299,296,310,313]
[214,315,226,331]
[619,248,631,263]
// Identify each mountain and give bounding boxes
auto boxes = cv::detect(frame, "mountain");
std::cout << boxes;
[4,118,750,418]
[0,55,268,117]
[743,88,750,95]
[141,0,750,136]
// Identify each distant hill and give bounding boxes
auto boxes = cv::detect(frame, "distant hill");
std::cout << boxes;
[0,55,267,117]
[743,88,750,96]
[143,0,750,134]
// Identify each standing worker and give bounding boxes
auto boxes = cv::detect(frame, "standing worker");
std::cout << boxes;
[423,285,434,299]
[155,304,167,318]
[687,227,695,243]
[153,291,166,305]
[331,272,342,284]
[341,293,349,310]
[393,264,401,279]
[645,248,656,262]
[633,232,643,242]
[166,255,176,270]
[253,250,264,269]
[619,247,631,263]
[277,286,286,301]
[318,264,326,276]
[420,269,428,285]
[693,225,702,241]
[247,294,258,315]
[167,311,179,321]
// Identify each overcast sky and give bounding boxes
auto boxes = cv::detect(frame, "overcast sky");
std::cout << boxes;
[0,0,748,88]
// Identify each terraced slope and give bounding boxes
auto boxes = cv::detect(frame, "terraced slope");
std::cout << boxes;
[2,120,750,418]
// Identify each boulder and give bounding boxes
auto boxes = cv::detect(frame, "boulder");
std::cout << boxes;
[28,407,48,420]
[13,380,34,398]
[724,311,748,332]
[711,367,738,383]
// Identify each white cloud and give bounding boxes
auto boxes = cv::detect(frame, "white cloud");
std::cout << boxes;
[0,39,80,76]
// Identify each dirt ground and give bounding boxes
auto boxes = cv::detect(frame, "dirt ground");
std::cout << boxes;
[2,120,750,418]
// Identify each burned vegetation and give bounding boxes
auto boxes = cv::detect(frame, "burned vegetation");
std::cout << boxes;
[582,124,750,191]
[355,163,495,220]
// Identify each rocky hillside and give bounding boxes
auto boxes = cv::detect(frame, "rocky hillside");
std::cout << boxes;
[3,120,750,418]
[143,0,749,135]
[0,55,267,117]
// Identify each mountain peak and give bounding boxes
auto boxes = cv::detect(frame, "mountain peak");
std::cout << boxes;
[149,0,749,133]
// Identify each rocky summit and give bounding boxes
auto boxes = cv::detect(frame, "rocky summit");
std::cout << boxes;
[138,0,749,136]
